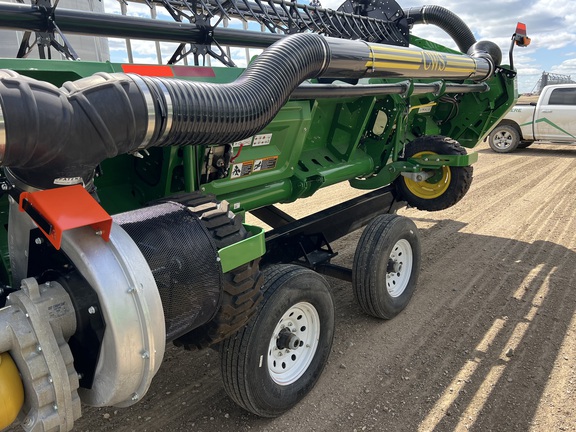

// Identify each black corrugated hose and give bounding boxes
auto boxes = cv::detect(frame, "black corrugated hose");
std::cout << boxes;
[0,33,330,189]
[146,32,330,147]
[403,5,477,53]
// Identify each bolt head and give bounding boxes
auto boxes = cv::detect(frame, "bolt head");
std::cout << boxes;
[88,306,96,314]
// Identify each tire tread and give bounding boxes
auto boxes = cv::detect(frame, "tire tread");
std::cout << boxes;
[352,214,420,319]
[159,192,263,350]
[395,135,473,211]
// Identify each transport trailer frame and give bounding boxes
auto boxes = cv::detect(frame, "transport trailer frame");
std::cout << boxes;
[256,185,405,281]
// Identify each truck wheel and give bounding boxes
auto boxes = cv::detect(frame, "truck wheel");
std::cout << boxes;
[395,135,472,211]
[352,214,420,319]
[488,124,520,153]
[166,193,263,350]
[220,264,335,417]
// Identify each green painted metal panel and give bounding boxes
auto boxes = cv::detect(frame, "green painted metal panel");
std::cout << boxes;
[218,225,266,273]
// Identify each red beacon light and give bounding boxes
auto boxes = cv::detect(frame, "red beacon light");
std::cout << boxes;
[514,22,531,47]
[508,22,530,70]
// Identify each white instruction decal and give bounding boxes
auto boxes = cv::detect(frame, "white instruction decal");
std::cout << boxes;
[233,137,252,147]
[253,133,273,146]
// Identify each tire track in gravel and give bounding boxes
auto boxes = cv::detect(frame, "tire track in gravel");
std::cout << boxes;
[468,237,576,432]
[400,155,576,317]
[416,202,576,432]
[73,348,227,431]
[406,149,576,430]
[311,146,576,431]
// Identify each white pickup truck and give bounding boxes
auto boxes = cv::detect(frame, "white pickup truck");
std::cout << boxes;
[488,84,576,153]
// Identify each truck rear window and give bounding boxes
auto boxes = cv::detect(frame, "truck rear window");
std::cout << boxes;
[548,88,576,105]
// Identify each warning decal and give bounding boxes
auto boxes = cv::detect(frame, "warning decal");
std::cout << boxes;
[253,156,278,172]
[230,161,253,179]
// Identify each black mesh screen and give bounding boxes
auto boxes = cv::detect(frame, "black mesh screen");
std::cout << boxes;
[114,202,222,341]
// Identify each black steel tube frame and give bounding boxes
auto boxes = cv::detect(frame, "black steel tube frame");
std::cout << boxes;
[0,2,280,48]
[290,81,490,99]
[259,185,405,273]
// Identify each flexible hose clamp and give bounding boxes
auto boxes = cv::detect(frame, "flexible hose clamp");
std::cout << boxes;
[127,74,156,150]
[0,99,5,163]
[154,79,174,145]
[421,6,428,24]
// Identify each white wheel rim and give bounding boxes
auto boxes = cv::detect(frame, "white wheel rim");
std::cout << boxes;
[386,239,413,297]
[268,302,320,385]
[493,131,513,150]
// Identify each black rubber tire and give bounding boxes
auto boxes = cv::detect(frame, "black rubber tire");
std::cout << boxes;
[394,135,473,211]
[352,214,421,319]
[220,264,335,417]
[163,193,263,350]
[488,124,521,153]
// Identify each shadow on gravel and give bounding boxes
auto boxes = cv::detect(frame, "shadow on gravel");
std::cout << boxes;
[407,216,576,432]
[477,145,576,159]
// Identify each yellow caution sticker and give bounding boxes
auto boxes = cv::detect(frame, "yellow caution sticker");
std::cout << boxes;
[253,156,278,172]
[230,161,253,179]
[230,156,278,179]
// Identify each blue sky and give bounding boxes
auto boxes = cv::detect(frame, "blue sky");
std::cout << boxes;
[104,0,576,94]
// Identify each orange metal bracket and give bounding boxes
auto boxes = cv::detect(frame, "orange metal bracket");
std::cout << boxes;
[18,185,112,250]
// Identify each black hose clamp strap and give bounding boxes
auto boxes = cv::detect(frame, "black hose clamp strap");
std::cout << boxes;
[318,36,331,76]
[421,5,428,25]
[361,40,376,74]
[0,101,5,163]
[128,74,156,150]
[154,80,173,145]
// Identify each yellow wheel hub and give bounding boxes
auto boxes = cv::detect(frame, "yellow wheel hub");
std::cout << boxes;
[404,151,451,199]
[0,352,24,429]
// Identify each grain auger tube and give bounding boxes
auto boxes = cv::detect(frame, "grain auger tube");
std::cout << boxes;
[0,0,528,430]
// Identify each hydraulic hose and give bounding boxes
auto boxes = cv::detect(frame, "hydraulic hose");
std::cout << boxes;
[0,32,496,190]
[404,5,477,53]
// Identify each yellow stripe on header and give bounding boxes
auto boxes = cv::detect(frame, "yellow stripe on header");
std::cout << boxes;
[367,61,422,70]
[369,45,421,54]
[372,53,423,63]
[364,43,482,77]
